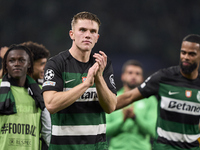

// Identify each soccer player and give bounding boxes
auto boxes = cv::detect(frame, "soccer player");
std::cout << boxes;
[21,41,51,150]
[106,60,157,150]
[116,34,200,150]
[0,44,49,150]
[42,11,117,150]
[22,41,50,85]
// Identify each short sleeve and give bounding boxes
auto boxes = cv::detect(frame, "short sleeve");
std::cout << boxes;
[138,70,161,98]
[42,58,64,92]
[103,58,117,95]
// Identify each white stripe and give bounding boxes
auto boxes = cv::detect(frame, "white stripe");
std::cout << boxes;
[63,87,98,102]
[52,124,106,136]
[63,87,96,92]
[160,96,200,116]
[1,81,10,87]
[157,127,200,143]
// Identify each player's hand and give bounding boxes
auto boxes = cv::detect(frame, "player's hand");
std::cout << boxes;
[93,51,107,77]
[85,62,99,86]
[0,46,8,58]
[123,105,135,122]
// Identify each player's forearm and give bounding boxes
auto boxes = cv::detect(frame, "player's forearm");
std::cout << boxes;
[116,88,143,110]
[98,91,116,114]
[95,76,117,114]
[116,92,132,110]
[43,82,91,114]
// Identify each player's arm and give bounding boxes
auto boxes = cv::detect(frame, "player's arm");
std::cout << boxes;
[43,63,99,114]
[95,74,117,114]
[117,70,161,110]
[93,51,117,114]
[116,87,143,110]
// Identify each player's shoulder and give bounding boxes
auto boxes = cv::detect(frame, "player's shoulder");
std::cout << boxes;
[107,56,112,64]
[148,66,179,81]
[49,50,70,62]
[160,65,180,76]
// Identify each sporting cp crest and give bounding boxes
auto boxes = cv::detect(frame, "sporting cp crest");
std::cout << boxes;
[185,90,192,98]
[82,77,87,82]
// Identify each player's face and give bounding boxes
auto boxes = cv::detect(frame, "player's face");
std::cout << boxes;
[70,19,99,52]
[180,41,200,74]
[32,58,47,80]
[121,65,143,89]
[6,50,30,79]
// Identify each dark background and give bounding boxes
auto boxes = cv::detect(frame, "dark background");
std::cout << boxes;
[1,0,200,90]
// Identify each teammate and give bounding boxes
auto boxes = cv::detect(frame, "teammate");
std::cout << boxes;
[42,11,117,150]
[0,44,49,150]
[116,34,200,150]
[22,41,50,85]
[106,60,157,150]
[21,41,51,150]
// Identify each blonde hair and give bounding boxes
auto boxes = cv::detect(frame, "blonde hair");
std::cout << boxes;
[71,11,101,30]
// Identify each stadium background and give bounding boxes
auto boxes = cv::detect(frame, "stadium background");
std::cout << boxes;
[1,0,200,89]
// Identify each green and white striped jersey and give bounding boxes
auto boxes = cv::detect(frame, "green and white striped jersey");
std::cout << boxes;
[42,50,116,150]
[138,66,200,150]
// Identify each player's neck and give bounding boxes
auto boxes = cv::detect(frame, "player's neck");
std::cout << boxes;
[69,48,91,63]
[8,74,26,87]
[180,69,199,80]
[124,86,132,92]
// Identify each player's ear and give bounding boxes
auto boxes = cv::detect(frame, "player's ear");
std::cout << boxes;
[69,30,75,41]
[95,34,100,43]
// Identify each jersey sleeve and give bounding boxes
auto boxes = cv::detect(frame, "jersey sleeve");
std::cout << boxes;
[103,58,117,95]
[138,70,161,98]
[42,58,64,92]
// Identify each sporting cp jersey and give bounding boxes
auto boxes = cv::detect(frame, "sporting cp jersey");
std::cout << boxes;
[42,50,117,150]
[0,80,42,150]
[138,66,200,150]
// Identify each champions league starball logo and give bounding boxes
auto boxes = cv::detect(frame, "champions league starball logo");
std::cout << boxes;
[44,69,55,80]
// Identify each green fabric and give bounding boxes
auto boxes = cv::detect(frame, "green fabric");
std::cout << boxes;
[153,83,200,150]
[0,79,42,150]
[106,88,158,150]
[0,74,45,114]
[62,72,96,88]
